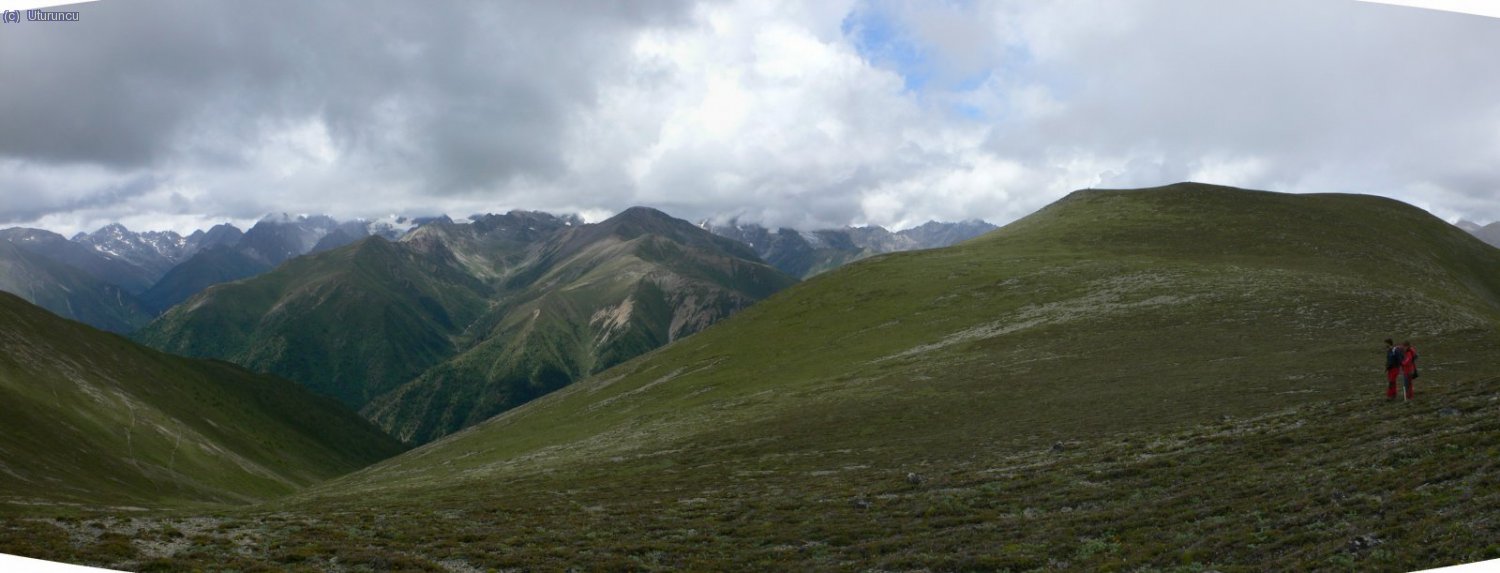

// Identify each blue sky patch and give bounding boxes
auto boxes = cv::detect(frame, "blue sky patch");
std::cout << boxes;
[841,4,934,91]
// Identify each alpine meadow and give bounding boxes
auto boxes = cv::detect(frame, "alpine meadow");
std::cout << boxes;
[5,184,1500,571]
[4,1,1500,571]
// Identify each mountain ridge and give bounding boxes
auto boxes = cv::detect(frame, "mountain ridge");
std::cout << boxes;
[0,240,153,332]
[315,182,1500,503]
[0,290,406,509]
[6,184,1500,572]
[136,207,797,444]
[702,218,997,277]
[363,208,797,443]
[1,211,993,330]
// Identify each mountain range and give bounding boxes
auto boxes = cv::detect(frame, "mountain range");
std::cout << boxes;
[1456,219,1500,249]
[136,207,798,444]
[702,218,997,278]
[140,214,426,313]
[0,240,153,333]
[3,184,1500,571]
[289,183,1500,571]
[333,183,1500,492]
[0,213,991,331]
[0,207,987,438]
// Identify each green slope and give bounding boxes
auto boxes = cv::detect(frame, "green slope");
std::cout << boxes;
[364,209,798,443]
[0,241,153,333]
[140,245,272,313]
[240,186,1494,570]
[26,374,1493,572]
[0,291,405,511]
[7,184,1500,571]
[321,184,1500,491]
[138,209,796,443]
[136,236,493,408]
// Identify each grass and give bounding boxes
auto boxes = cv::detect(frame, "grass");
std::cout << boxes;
[0,291,405,511]
[5,183,1500,570]
[364,229,796,444]
[311,186,1500,495]
[138,209,797,445]
[7,376,1496,571]
[135,236,496,409]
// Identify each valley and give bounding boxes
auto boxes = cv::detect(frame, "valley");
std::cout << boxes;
[3,183,1498,571]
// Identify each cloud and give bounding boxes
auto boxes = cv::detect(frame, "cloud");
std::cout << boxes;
[0,0,696,231]
[989,1,1500,205]
[560,0,1059,229]
[1,0,1499,235]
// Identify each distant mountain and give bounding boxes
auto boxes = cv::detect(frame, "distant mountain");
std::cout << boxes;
[135,211,587,410]
[137,208,795,444]
[702,219,997,277]
[0,290,404,507]
[898,219,1000,247]
[309,225,368,254]
[140,215,429,313]
[191,222,246,251]
[1,222,241,324]
[0,227,159,294]
[140,235,495,409]
[139,245,273,313]
[3,214,443,323]
[1456,219,1500,248]
[0,240,152,332]
[363,207,798,443]
[71,223,196,280]
[0,224,212,330]
[237,214,341,267]
[309,217,422,254]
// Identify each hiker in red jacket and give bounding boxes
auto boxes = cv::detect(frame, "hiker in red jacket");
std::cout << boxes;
[1400,340,1419,401]
[1384,339,1403,400]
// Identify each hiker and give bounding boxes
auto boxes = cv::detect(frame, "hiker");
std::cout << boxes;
[1400,340,1419,401]
[1384,339,1404,400]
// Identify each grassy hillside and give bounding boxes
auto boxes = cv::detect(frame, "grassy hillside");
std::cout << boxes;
[16,375,1495,572]
[320,184,1500,492]
[136,237,494,408]
[140,245,272,313]
[364,209,798,443]
[0,241,153,333]
[138,209,796,443]
[262,183,1497,570]
[17,184,1500,571]
[0,291,405,511]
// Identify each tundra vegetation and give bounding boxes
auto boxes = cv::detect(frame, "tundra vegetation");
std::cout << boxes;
[4,184,1499,571]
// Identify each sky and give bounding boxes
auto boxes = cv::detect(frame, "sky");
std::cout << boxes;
[1,0,1499,236]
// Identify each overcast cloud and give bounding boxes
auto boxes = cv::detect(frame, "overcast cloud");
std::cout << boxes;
[1,0,1498,235]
